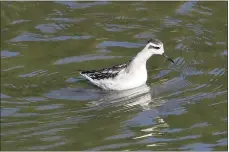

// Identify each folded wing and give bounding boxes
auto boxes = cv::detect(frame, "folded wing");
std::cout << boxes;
[80,61,131,80]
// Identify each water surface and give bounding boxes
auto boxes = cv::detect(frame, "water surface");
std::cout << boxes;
[1,1,228,151]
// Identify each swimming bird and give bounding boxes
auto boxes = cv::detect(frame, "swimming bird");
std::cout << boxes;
[80,39,174,91]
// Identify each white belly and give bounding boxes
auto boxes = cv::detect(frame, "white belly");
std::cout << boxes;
[94,68,148,91]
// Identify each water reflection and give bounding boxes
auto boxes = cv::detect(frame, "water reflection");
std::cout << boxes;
[89,84,152,109]
[83,76,193,150]
[84,76,190,116]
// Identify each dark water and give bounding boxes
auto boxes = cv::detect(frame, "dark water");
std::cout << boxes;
[1,1,228,151]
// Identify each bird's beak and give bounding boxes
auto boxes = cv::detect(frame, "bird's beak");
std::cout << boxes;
[162,53,175,63]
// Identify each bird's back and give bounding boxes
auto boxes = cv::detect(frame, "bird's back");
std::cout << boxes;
[80,60,131,80]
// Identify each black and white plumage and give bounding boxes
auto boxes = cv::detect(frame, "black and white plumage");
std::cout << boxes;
[80,60,131,80]
[80,39,174,91]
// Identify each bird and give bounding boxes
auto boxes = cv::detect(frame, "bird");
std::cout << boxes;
[79,39,174,91]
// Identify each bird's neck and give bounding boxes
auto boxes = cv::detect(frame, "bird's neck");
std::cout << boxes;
[133,48,154,64]
[128,48,153,71]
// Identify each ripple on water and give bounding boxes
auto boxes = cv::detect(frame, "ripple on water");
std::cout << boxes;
[36,18,86,34]
[18,70,47,78]
[176,1,197,15]
[66,77,83,83]
[9,32,92,42]
[1,93,11,99]
[44,88,101,101]
[54,54,122,65]
[35,104,62,111]
[1,107,20,117]
[45,17,85,23]
[103,24,142,32]
[11,19,30,25]
[163,16,183,27]
[96,41,144,49]
[55,1,110,9]
[1,50,20,58]
[3,65,24,71]
[41,136,62,142]
[35,23,63,34]
[24,97,48,102]
[179,143,217,151]
[208,68,225,76]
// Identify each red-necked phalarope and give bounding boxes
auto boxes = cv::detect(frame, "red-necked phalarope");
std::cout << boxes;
[80,39,174,91]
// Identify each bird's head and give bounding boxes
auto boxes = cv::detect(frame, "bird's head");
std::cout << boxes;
[145,38,164,55]
[145,38,174,63]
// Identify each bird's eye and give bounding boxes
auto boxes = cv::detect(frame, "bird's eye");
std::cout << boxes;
[148,45,160,49]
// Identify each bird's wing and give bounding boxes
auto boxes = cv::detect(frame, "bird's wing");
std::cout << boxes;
[80,61,131,80]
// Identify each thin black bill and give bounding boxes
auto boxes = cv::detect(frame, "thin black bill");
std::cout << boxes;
[162,54,175,63]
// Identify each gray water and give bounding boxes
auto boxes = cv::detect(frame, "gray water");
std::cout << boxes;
[1,1,228,151]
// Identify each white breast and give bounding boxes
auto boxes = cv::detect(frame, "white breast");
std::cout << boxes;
[95,64,148,91]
